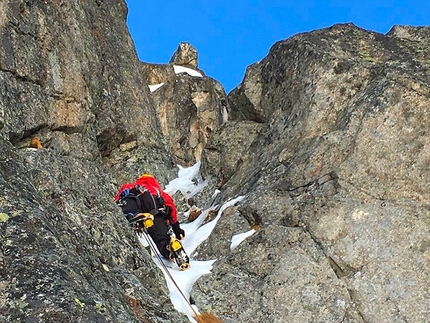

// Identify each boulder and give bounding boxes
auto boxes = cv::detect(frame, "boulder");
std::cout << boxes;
[169,42,198,69]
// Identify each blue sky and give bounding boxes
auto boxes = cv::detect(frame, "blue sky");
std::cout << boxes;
[124,0,429,93]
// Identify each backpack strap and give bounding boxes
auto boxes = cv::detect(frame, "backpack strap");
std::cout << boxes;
[117,184,165,216]
[117,187,143,214]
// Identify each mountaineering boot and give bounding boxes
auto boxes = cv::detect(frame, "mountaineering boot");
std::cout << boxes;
[169,238,190,271]
[167,228,190,271]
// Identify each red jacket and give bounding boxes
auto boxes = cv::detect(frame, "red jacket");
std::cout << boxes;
[114,174,178,223]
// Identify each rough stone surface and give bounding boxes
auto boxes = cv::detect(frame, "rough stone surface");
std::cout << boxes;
[193,23,430,323]
[227,62,266,122]
[1,4,429,323]
[145,66,229,166]
[201,121,262,190]
[0,1,186,322]
[169,42,199,69]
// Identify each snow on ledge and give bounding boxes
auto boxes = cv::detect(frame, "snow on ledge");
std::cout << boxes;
[148,83,164,92]
[174,65,203,77]
[230,229,256,251]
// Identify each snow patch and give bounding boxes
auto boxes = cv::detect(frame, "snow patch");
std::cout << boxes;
[148,83,164,92]
[174,65,203,77]
[230,229,256,251]
[164,161,208,199]
[137,162,245,322]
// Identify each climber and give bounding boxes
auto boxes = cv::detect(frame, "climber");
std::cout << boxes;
[114,174,185,260]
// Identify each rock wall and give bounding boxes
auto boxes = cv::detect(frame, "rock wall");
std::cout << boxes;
[141,44,229,166]
[0,2,429,323]
[0,1,186,322]
[196,23,430,323]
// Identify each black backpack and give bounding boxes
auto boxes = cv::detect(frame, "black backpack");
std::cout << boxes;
[117,185,165,217]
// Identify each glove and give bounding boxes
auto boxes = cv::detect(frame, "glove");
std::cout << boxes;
[171,221,185,240]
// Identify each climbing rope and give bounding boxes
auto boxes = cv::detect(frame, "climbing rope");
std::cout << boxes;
[139,229,200,318]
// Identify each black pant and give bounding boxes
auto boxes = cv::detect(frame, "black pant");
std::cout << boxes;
[147,214,171,259]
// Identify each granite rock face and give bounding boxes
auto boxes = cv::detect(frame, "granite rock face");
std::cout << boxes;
[142,62,229,166]
[169,42,199,69]
[194,23,430,323]
[0,1,185,322]
[0,3,429,323]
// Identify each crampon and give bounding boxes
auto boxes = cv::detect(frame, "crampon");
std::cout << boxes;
[132,216,222,323]
[167,230,190,271]
[130,213,190,271]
